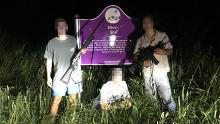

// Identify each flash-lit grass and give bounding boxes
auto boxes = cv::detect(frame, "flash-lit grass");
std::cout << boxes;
[0,32,219,124]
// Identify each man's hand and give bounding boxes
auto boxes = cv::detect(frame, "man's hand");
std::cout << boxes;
[47,77,53,88]
[143,60,151,68]
[46,59,53,88]
[101,103,111,110]
[81,48,87,54]
[154,48,167,55]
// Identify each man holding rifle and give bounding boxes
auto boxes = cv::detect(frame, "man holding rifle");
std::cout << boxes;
[133,15,176,113]
[44,18,86,121]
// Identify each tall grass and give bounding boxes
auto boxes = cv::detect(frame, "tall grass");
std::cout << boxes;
[0,32,219,124]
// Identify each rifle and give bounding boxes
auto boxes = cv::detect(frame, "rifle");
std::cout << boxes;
[61,18,104,83]
[128,35,177,75]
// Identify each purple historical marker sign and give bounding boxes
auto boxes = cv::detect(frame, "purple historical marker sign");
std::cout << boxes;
[79,5,135,65]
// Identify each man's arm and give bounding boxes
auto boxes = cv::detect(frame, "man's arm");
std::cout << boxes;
[46,59,53,87]
[133,39,141,56]
[154,33,174,56]
[100,84,111,110]
[154,48,173,56]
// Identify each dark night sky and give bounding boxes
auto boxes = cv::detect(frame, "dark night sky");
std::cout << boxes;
[0,0,220,54]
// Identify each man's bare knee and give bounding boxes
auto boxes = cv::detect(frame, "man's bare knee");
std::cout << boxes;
[52,96,62,105]
[69,93,78,105]
[50,96,62,120]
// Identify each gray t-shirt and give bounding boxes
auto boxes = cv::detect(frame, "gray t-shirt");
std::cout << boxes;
[44,35,78,82]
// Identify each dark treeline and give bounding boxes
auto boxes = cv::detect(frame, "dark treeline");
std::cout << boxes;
[0,1,219,57]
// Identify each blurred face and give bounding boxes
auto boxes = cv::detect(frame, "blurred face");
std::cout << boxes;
[112,70,122,82]
[143,17,154,31]
[56,21,68,35]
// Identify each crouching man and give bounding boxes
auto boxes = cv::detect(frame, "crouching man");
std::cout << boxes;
[93,68,132,110]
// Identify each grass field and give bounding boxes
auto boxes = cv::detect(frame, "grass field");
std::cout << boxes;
[0,32,219,124]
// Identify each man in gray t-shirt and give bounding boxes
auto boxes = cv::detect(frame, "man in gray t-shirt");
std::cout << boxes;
[44,18,86,121]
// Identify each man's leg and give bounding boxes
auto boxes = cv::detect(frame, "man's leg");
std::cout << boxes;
[50,96,62,121]
[67,71,82,108]
[143,72,157,100]
[156,74,176,112]
[51,81,67,122]
[69,93,78,107]
[143,66,160,100]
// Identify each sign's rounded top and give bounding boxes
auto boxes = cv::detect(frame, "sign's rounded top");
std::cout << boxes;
[79,5,132,20]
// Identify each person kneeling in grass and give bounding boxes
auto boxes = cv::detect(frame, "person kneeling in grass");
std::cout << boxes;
[94,68,132,110]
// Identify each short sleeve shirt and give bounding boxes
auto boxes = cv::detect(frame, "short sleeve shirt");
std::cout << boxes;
[44,35,78,82]
[133,30,173,74]
[100,81,131,104]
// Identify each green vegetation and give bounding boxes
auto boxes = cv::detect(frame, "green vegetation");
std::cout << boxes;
[0,32,219,124]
